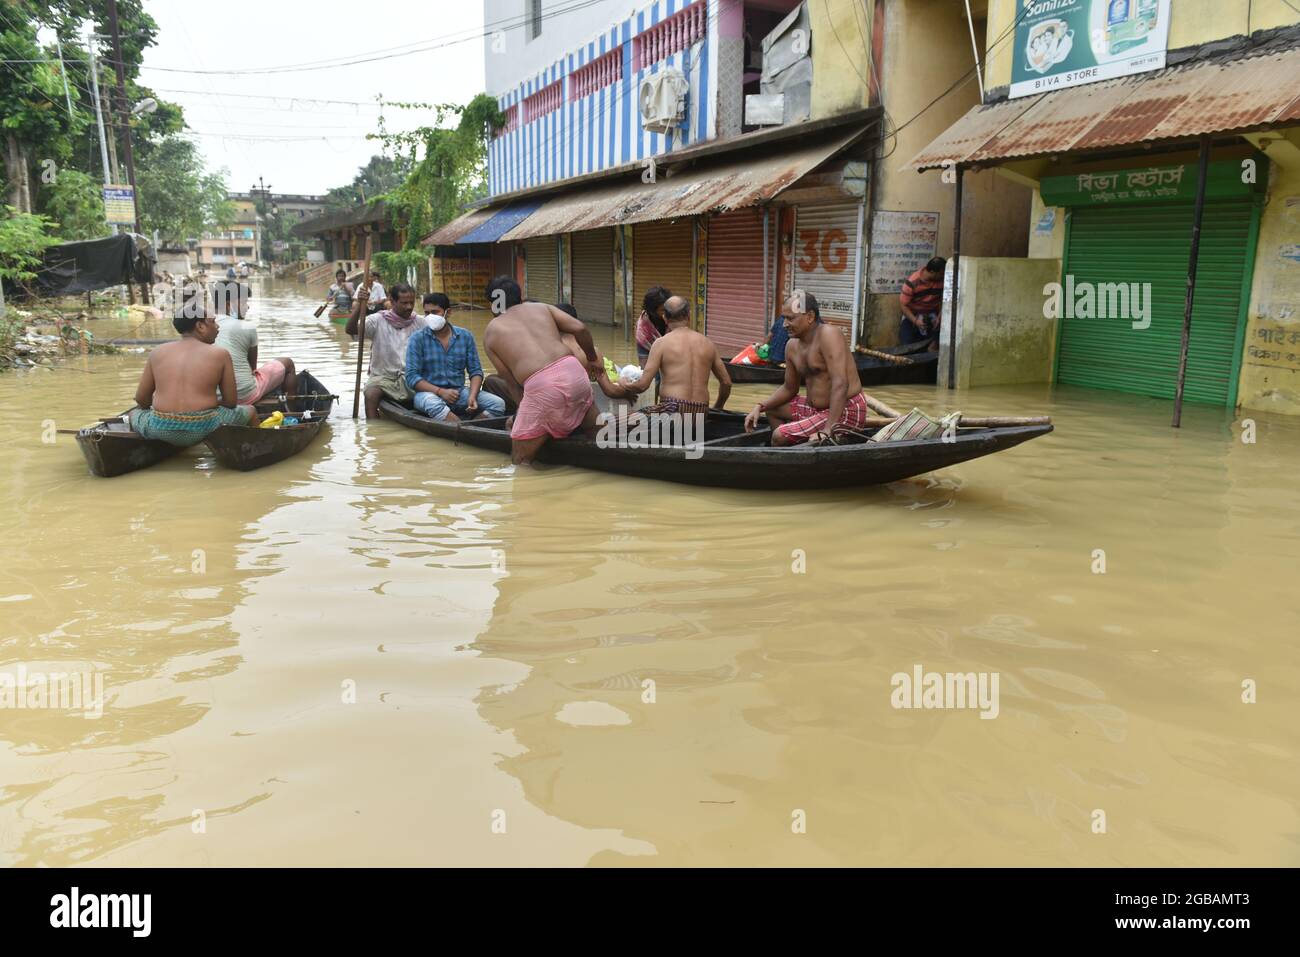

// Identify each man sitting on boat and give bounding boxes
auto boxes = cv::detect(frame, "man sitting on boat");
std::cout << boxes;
[129,281,257,445]
[405,293,507,422]
[743,291,868,446]
[482,276,604,465]
[213,280,298,407]
[362,269,389,315]
[348,282,423,418]
[599,295,730,416]
[325,268,354,317]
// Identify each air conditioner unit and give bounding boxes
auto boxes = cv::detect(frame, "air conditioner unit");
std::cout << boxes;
[638,68,689,134]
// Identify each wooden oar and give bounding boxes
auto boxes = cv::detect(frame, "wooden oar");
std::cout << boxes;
[854,347,913,365]
[352,236,374,419]
[313,302,329,319]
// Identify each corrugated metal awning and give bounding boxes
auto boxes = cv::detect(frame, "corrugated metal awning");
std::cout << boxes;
[500,127,863,241]
[423,207,495,246]
[907,45,1300,172]
[456,200,546,244]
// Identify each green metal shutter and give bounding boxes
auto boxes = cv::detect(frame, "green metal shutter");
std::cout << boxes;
[1057,199,1255,406]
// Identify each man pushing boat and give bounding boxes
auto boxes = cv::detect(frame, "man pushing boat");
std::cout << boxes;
[744,290,869,446]
[481,276,604,465]
[129,281,258,445]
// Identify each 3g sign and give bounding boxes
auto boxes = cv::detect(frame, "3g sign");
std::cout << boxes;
[796,228,849,273]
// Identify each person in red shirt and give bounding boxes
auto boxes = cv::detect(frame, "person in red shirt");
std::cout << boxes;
[899,256,946,350]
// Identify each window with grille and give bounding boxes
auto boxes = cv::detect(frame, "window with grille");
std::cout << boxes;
[522,80,563,122]
[569,46,623,101]
[525,0,543,41]
[494,103,520,138]
[632,0,706,71]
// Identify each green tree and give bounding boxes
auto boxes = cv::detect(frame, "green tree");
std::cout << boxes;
[40,168,106,239]
[324,154,413,212]
[370,93,505,251]
[0,206,57,286]
[134,136,233,244]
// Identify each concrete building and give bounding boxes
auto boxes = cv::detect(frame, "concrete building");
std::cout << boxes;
[196,196,260,271]
[910,0,1300,418]
[428,0,1030,357]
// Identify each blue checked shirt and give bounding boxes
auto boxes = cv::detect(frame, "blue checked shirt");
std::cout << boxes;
[405,324,485,391]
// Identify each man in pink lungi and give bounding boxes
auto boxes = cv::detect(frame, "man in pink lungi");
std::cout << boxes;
[482,276,604,465]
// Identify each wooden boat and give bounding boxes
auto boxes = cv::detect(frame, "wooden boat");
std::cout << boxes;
[204,371,336,471]
[725,343,939,386]
[76,371,335,477]
[378,402,1051,489]
[328,309,351,324]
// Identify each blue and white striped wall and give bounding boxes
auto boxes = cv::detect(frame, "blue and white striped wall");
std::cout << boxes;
[488,0,718,197]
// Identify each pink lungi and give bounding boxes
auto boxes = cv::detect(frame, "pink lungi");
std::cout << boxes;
[245,359,287,404]
[512,355,593,440]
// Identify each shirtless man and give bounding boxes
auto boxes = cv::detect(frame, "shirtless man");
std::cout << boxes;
[481,277,604,464]
[130,282,257,445]
[482,302,589,414]
[600,295,730,415]
[743,290,868,446]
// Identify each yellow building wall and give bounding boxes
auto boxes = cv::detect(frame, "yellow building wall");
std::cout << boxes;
[809,0,875,119]
[867,0,1032,345]
[983,0,1300,90]
[1238,159,1300,415]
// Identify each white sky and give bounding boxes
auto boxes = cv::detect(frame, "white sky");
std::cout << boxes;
[138,0,488,195]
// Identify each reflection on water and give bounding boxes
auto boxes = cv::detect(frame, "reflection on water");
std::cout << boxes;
[0,279,1296,866]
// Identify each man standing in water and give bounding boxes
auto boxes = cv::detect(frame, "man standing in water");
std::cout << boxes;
[481,277,603,464]
[130,282,257,444]
[744,291,868,446]
[600,295,730,415]
[348,282,422,418]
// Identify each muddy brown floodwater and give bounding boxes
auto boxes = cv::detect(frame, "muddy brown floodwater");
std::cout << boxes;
[0,278,1296,866]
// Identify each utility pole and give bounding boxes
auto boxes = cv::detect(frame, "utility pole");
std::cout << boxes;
[106,0,141,236]
[106,0,149,304]
[86,32,117,235]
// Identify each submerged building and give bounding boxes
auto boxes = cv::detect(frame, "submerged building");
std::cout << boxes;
[426,0,1030,357]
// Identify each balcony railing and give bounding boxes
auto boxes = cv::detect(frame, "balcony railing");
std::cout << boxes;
[632,0,706,72]
[523,80,563,123]
[570,46,623,101]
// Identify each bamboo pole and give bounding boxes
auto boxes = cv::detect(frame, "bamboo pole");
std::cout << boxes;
[352,236,374,419]
[861,394,904,418]
[858,414,1052,428]
[1172,136,1211,429]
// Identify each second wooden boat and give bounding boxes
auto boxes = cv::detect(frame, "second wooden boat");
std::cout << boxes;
[75,371,336,477]
[725,343,939,386]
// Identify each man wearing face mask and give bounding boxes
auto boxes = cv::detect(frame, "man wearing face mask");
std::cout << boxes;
[405,292,507,421]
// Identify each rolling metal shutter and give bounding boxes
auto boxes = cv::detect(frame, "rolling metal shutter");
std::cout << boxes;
[793,203,862,338]
[524,235,559,304]
[570,228,615,323]
[706,207,769,357]
[632,219,694,318]
[1056,199,1255,406]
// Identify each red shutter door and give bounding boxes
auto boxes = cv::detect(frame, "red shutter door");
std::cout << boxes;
[706,207,769,358]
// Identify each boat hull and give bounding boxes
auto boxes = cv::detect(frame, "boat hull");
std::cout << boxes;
[380,402,1051,489]
[76,371,336,477]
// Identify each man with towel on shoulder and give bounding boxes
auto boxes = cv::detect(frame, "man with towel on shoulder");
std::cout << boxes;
[348,281,423,418]
[481,276,604,465]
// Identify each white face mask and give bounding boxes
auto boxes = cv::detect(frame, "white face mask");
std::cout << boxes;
[426,313,446,332]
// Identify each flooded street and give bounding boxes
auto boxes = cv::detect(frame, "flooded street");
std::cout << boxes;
[1,278,1296,867]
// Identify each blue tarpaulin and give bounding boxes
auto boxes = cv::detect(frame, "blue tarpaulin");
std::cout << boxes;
[456,200,545,244]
